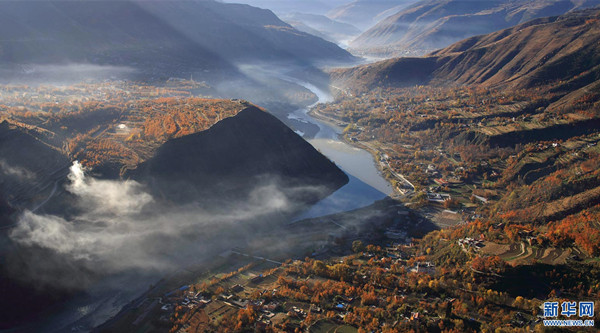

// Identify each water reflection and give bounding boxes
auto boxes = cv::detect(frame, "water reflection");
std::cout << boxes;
[283,79,394,220]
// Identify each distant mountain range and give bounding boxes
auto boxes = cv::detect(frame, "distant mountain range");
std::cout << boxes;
[350,0,600,56]
[0,0,354,78]
[281,12,362,44]
[222,0,350,16]
[334,8,600,93]
[327,0,419,30]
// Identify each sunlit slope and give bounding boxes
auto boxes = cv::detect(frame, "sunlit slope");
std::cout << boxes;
[333,9,600,92]
[350,0,600,56]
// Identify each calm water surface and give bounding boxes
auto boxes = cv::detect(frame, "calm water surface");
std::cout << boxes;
[284,79,393,220]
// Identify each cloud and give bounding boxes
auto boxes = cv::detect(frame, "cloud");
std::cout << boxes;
[66,161,153,217]
[0,159,35,180]
[8,161,322,288]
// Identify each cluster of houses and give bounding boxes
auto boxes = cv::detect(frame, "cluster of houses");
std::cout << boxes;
[161,287,212,312]
[457,237,485,251]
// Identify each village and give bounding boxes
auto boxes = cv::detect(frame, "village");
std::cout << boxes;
[94,194,451,333]
[125,241,442,333]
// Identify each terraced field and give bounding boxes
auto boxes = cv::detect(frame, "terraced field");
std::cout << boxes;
[481,241,583,265]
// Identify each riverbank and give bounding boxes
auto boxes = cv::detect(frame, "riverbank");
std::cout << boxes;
[308,106,415,198]
[270,77,395,215]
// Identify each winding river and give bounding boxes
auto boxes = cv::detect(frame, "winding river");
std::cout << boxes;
[283,79,394,220]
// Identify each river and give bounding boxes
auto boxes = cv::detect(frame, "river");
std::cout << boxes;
[283,79,394,220]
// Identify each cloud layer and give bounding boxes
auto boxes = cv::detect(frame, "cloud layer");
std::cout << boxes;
[9,162,311,288]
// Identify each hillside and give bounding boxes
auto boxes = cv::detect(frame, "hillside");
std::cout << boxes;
[0,121,70,217]
[131,106,349,204]
[0,81,348,198]
[317,8,600,264]
[350,0,600,57]
[0,0,353,78]
[333,9,600,92]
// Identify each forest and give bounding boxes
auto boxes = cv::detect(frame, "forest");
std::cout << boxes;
[0,81,246,174]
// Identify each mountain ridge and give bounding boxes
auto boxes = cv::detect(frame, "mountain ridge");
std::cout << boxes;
[350,0,600,57]
[332,8,600,92]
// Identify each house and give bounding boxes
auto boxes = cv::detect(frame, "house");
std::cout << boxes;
[229,299,249,308]
[411,262,436,275]
[310,304,322,313]
[250,274,264,283]
[230,284,244,293]
[458,238,484,250]
[427,192,451,203]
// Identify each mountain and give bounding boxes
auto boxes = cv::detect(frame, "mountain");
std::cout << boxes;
[0,0,354,78]
[429,11,600,89]
[130,107,349,204]
[332,8,600,92]
[327,0,419,30]
[350,0,600,57]
[281,12,362,44]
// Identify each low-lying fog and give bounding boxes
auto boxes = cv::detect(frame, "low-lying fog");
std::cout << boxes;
[5,160,339,330]
[10,162,322,287]
[0,64,138,86]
